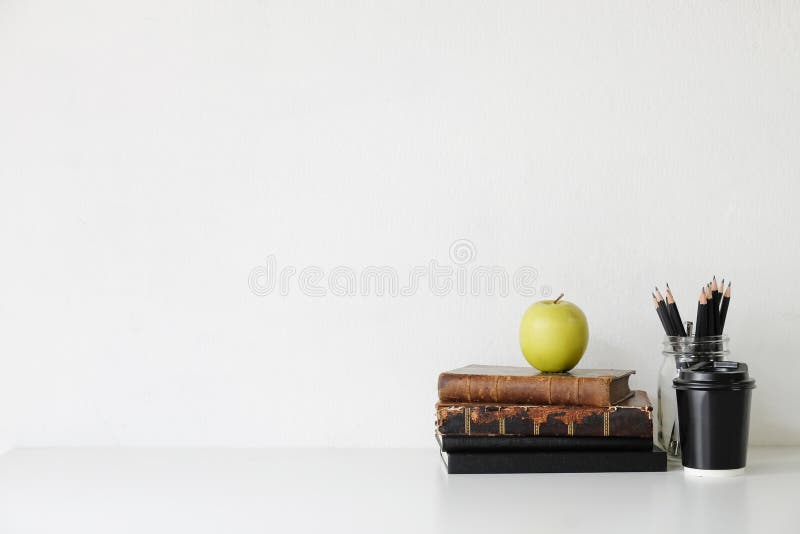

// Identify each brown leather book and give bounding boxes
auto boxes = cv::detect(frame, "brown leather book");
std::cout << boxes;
[436,391,653,439]
[438,365,634,407]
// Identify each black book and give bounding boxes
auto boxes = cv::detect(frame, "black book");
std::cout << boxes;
[439,434,654,453]
[439,446,667,474]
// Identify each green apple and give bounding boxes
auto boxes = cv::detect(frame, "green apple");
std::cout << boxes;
[519,294,589,372]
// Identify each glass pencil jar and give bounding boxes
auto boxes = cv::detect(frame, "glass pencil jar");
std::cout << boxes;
[656,335,729,459]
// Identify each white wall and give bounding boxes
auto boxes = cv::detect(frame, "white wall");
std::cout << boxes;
[1,0,798,448]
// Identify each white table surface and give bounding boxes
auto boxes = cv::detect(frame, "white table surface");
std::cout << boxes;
[0,447,797,534]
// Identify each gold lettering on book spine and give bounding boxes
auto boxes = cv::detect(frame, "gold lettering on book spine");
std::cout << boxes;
[534,422,540,436]
[499,417,506,435]
[567,422,574,436]
[464,407,471,435]
[603,412,610,436]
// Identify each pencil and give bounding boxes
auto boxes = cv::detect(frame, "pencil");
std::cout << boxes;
[653,294,671,335]
[705,284,715,336]
[655,287,675,336]
[719,282,731,333]
[696,288,708,337]
[665,284,687,336]
[711,276,721,335]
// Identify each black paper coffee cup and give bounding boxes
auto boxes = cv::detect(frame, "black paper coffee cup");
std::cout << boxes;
[673,361,755,476]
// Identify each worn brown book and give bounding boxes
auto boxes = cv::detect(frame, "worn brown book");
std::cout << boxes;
[438,365,634,406]
[436,390,653,438]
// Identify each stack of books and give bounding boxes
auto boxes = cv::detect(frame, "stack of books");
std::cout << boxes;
[435,365,667,474]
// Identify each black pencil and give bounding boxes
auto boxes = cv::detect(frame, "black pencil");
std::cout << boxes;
[711,276,722,336]
[665,284,687,337]
[719,282,731,333]
[696,288,706,336]
[705,284,715,336]
[654,287,675,336]
[653,294,671,335]
[696,288,708,337]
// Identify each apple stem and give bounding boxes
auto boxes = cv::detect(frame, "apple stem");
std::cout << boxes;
[553,293,564,304]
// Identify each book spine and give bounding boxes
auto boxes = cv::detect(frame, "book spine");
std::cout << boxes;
[437,373,613,406]
[442,448,667,474]
[436,403,652,438]
[439,435,654,452]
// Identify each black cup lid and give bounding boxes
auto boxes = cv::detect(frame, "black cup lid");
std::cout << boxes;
[673,361,756,391]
